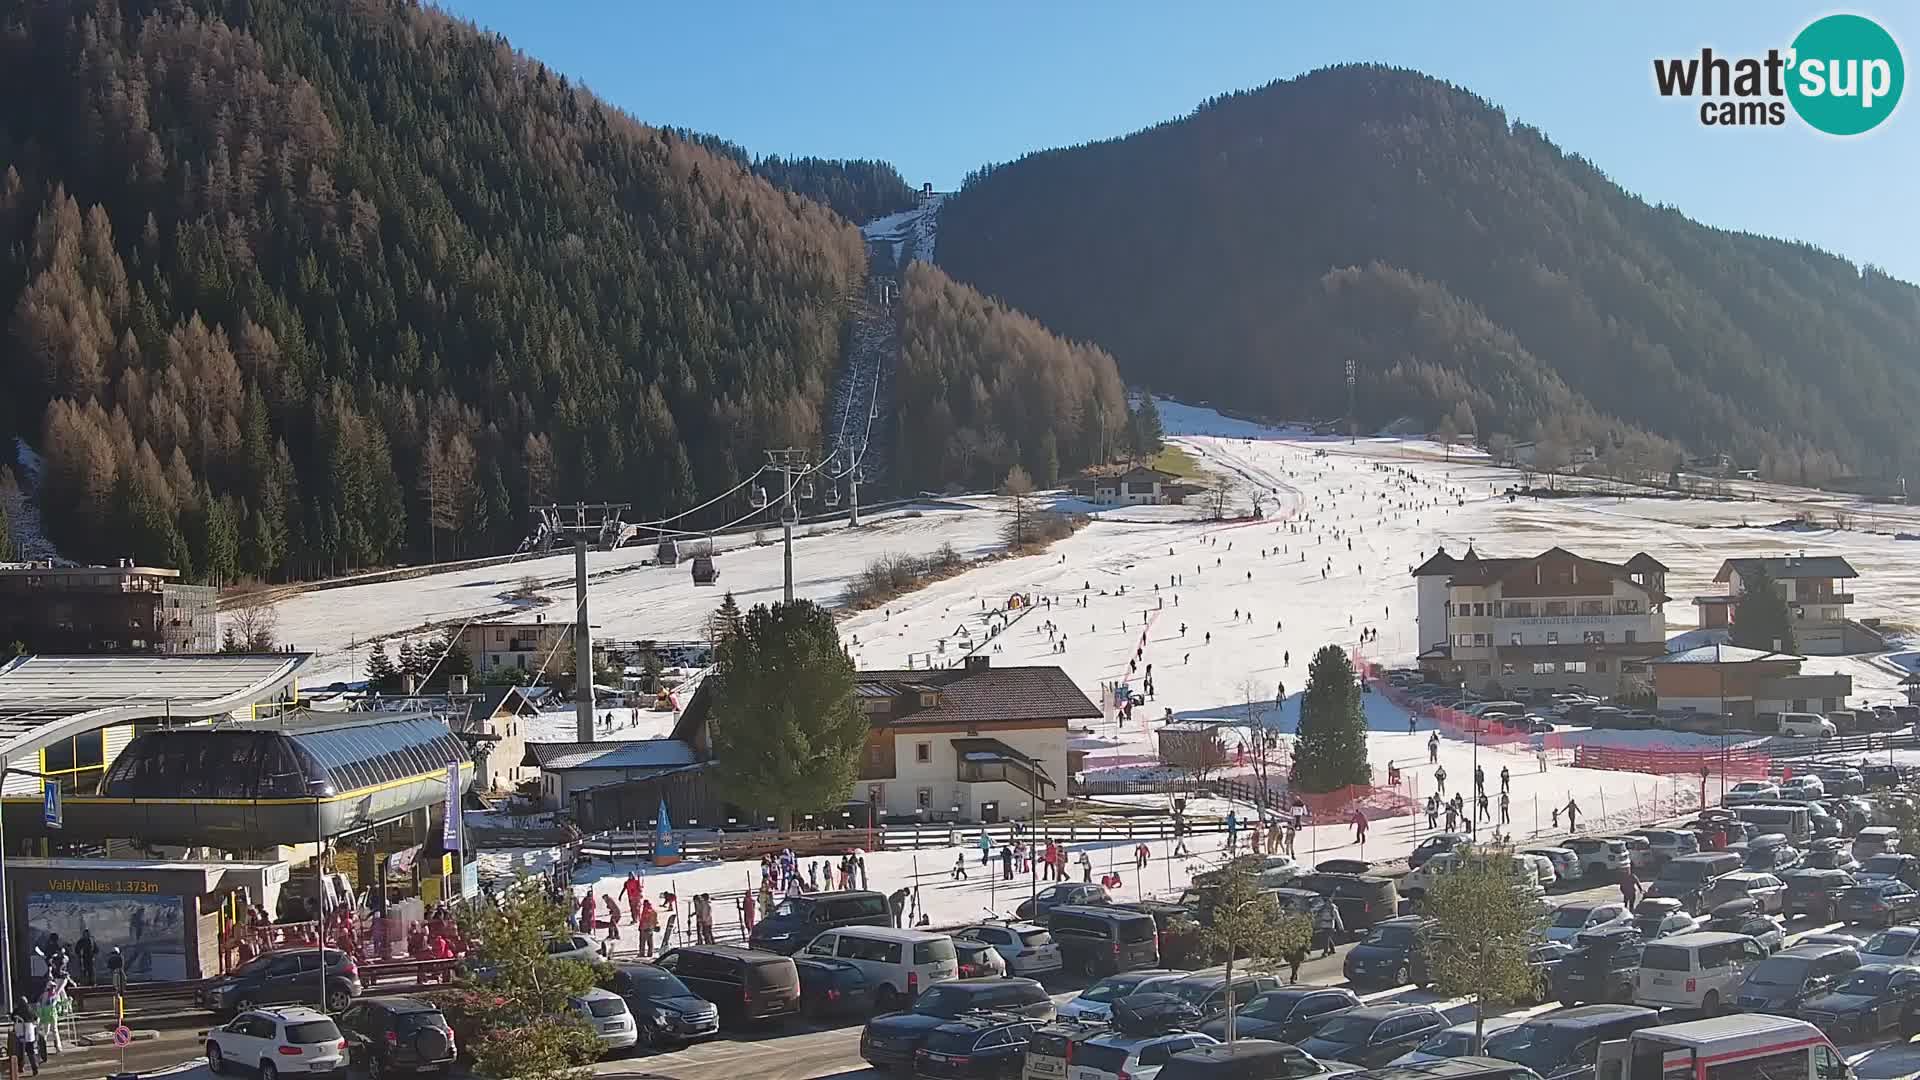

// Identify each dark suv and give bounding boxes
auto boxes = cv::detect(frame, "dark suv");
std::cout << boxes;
[914,1012,1042,1079]
[748,891,892,954]
[859,978,1053,1070]
[198,949,361,1015]
[337,997,456,1078]
[654,945,800,1026]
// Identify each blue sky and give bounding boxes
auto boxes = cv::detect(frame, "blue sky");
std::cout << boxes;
[441,1,1917,283]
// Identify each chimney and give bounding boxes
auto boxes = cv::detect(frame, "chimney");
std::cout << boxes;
[450,675,469,695]
[964,655,990,672]
[536,613,543,624]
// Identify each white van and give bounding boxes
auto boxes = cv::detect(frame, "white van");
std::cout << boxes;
[1595,1014,1851,1080]
[1778,712,1835,738]
[1633,931,1767,1013]
[802,925,959,1009]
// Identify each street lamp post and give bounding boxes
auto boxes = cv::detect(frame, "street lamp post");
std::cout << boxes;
[308,779,329,1011]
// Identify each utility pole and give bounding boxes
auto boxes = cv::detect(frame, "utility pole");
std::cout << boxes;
[848,466,861,528]
[530,501,629,742]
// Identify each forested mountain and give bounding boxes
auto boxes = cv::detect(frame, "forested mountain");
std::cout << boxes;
[0,0,876,581]
[938,65,1920,484]
[667,130,918,226]
[892,261,1127,494]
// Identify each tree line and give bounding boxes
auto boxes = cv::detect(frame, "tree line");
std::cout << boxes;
[938,64,1920,485]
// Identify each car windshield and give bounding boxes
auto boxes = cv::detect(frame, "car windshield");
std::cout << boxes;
[1312,1015,1378,1042]
[1631,917,1669,937]
[1484,1025,1577,1070]
[620,968,693,997]
[1863,857,1907,875]
[1863,930,1919,957]
[1019,929,1054,947]
[286,1020,342,1043]
[1553,907,1594,928]
[1078,974,1147,1004]
[1171,981,1222,1006]
[1414,1029,1476,1056]
[1833,971,1893,996]
[1365,925,1416,948]
[581,997,625,1018]
[1746,957,1811,986]
[770,898,806,918]
[913,986,977,1017]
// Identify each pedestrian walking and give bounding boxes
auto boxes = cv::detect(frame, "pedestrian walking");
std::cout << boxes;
[1001,845,1015,881]
[1351,809,1368,845]
[1498,791,1511,824]
[953,853,969,881]
[1477,792,1490,821]
[11,997,38,1076]
[1434,764,1447,793]
[1564,797,1583,831]
[1499,766,1511,795]
[1427,733,1439,764]
[1313,900,1344,957]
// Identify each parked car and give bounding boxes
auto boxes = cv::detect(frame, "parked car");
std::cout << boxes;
[653,945,801,1027]
[953,938,1007,980]
[1545,903,1631,944]
[912,1012,1043,1080]
[1020,1018,1114,1080]
[859,979,1053,1071]
[1630,829,1700,868]
[1480,1005,1659,1080]
[1166,972,1284,1018]
[1389,1018,1523,1065]
[1256,855,1306,888]
[792,957,871,1023]
[336,997,456,1078]
[1551,927,1643,1007]
[1862,763,1905,788]
[1523,848,1580,883]
[544,933,603,964]
[1835,879,1920,928]
[1294,873,1402,938]
[1516,853,1558,889]
[568,987,638,1056]
[608,963,724,1045]
[1698,899,1786,953]
[1782,868,1858,920]
[1740,837,1803,874]
[1796,963,1920,1043]
[1733,944,1861,1013]
[1630,899,1699,940]
[748,890,893,954]
[1857,927,1920,965]
[1344,917,1430,989]
[1563,838,1631,880]
[1200,987,1362,1045]
[1646,852,1745,910]
[1157,1041,1350,1080]
[198,948,361,1015]
[1857,854,1920,888]
[1634,932,1768,1013]
[803,926,960,1011]
[1778,713,1836,738]
[206,1006,347,1079]
[1046,906,1160,977]
[1408,834,1470,870]
[1802,838,1859,874]
[1699,871,1787,915]
[1067,1029,1220,1080]
[1725,781,1779,805]
[1015,883,1109,921]
[956,922,1061,978]
[1053,970,1183,1022]
[1297,1004,1447,1067]
[1851,827,1901,861]
[1810,767,1866,796]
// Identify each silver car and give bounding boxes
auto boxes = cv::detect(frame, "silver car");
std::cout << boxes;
[570,987,637,1054]
[957,921,1064,977]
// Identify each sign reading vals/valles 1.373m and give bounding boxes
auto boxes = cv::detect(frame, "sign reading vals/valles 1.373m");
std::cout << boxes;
[1653,13,1904,134]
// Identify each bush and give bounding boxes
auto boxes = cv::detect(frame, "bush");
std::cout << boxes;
[842,544,966,608]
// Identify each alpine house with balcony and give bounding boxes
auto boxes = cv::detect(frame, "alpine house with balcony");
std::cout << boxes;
[1412,546,1669,696]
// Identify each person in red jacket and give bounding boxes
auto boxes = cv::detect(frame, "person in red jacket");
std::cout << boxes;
[579,891,597,933]
[623,873,643,924]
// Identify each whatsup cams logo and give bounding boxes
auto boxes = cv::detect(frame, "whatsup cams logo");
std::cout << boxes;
[1653,13,1904,134]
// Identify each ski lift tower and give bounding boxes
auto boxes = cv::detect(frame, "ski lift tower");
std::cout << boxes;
[762,449,815,604]
[531,501,630,742]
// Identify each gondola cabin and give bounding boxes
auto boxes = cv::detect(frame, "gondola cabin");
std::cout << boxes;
[690,554,718,585]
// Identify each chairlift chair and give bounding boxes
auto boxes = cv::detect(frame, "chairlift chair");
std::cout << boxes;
[750,485,769,508]
[824,486,842,508]
[799,477,816,500]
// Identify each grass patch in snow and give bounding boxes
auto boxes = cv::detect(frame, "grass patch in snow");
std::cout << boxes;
[1152,445,1204,479]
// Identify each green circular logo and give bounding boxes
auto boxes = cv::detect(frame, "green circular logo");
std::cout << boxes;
[1787,14,1904,135]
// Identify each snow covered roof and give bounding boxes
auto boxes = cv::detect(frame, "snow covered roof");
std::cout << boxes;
[521,738,699,771]
[1649,644,1803,665]
[1715,556,1858,582]
[0,652,310,758]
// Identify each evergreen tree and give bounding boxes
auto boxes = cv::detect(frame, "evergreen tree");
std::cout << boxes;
[1730,565,1797,654]
[1291,644,1372,792]
[0,499,14,562]
[706,600,867,827]
[706,591,744,646]
[1130,393,1164,457]
[365,641,399,691]
[397,639,419,683]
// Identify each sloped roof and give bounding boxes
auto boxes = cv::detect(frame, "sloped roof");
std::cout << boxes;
[1625,553,1669,574]
[1649,644,1803,665]
[1410,548,1460,577]
[1435,546,1670,602]
[1715,556,1858,582]
[853,663,1102,726]
[0,652,309,759]
[521,738,699,771]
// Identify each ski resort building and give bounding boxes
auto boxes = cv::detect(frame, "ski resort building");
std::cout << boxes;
[1647,644,1852,724]
[1070,465,1192,506]
[1412,546,1669,696]
[1694,555,1862,656]
[0,561,216,654]
[454,616,604,675]
[655,656,1100,825]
